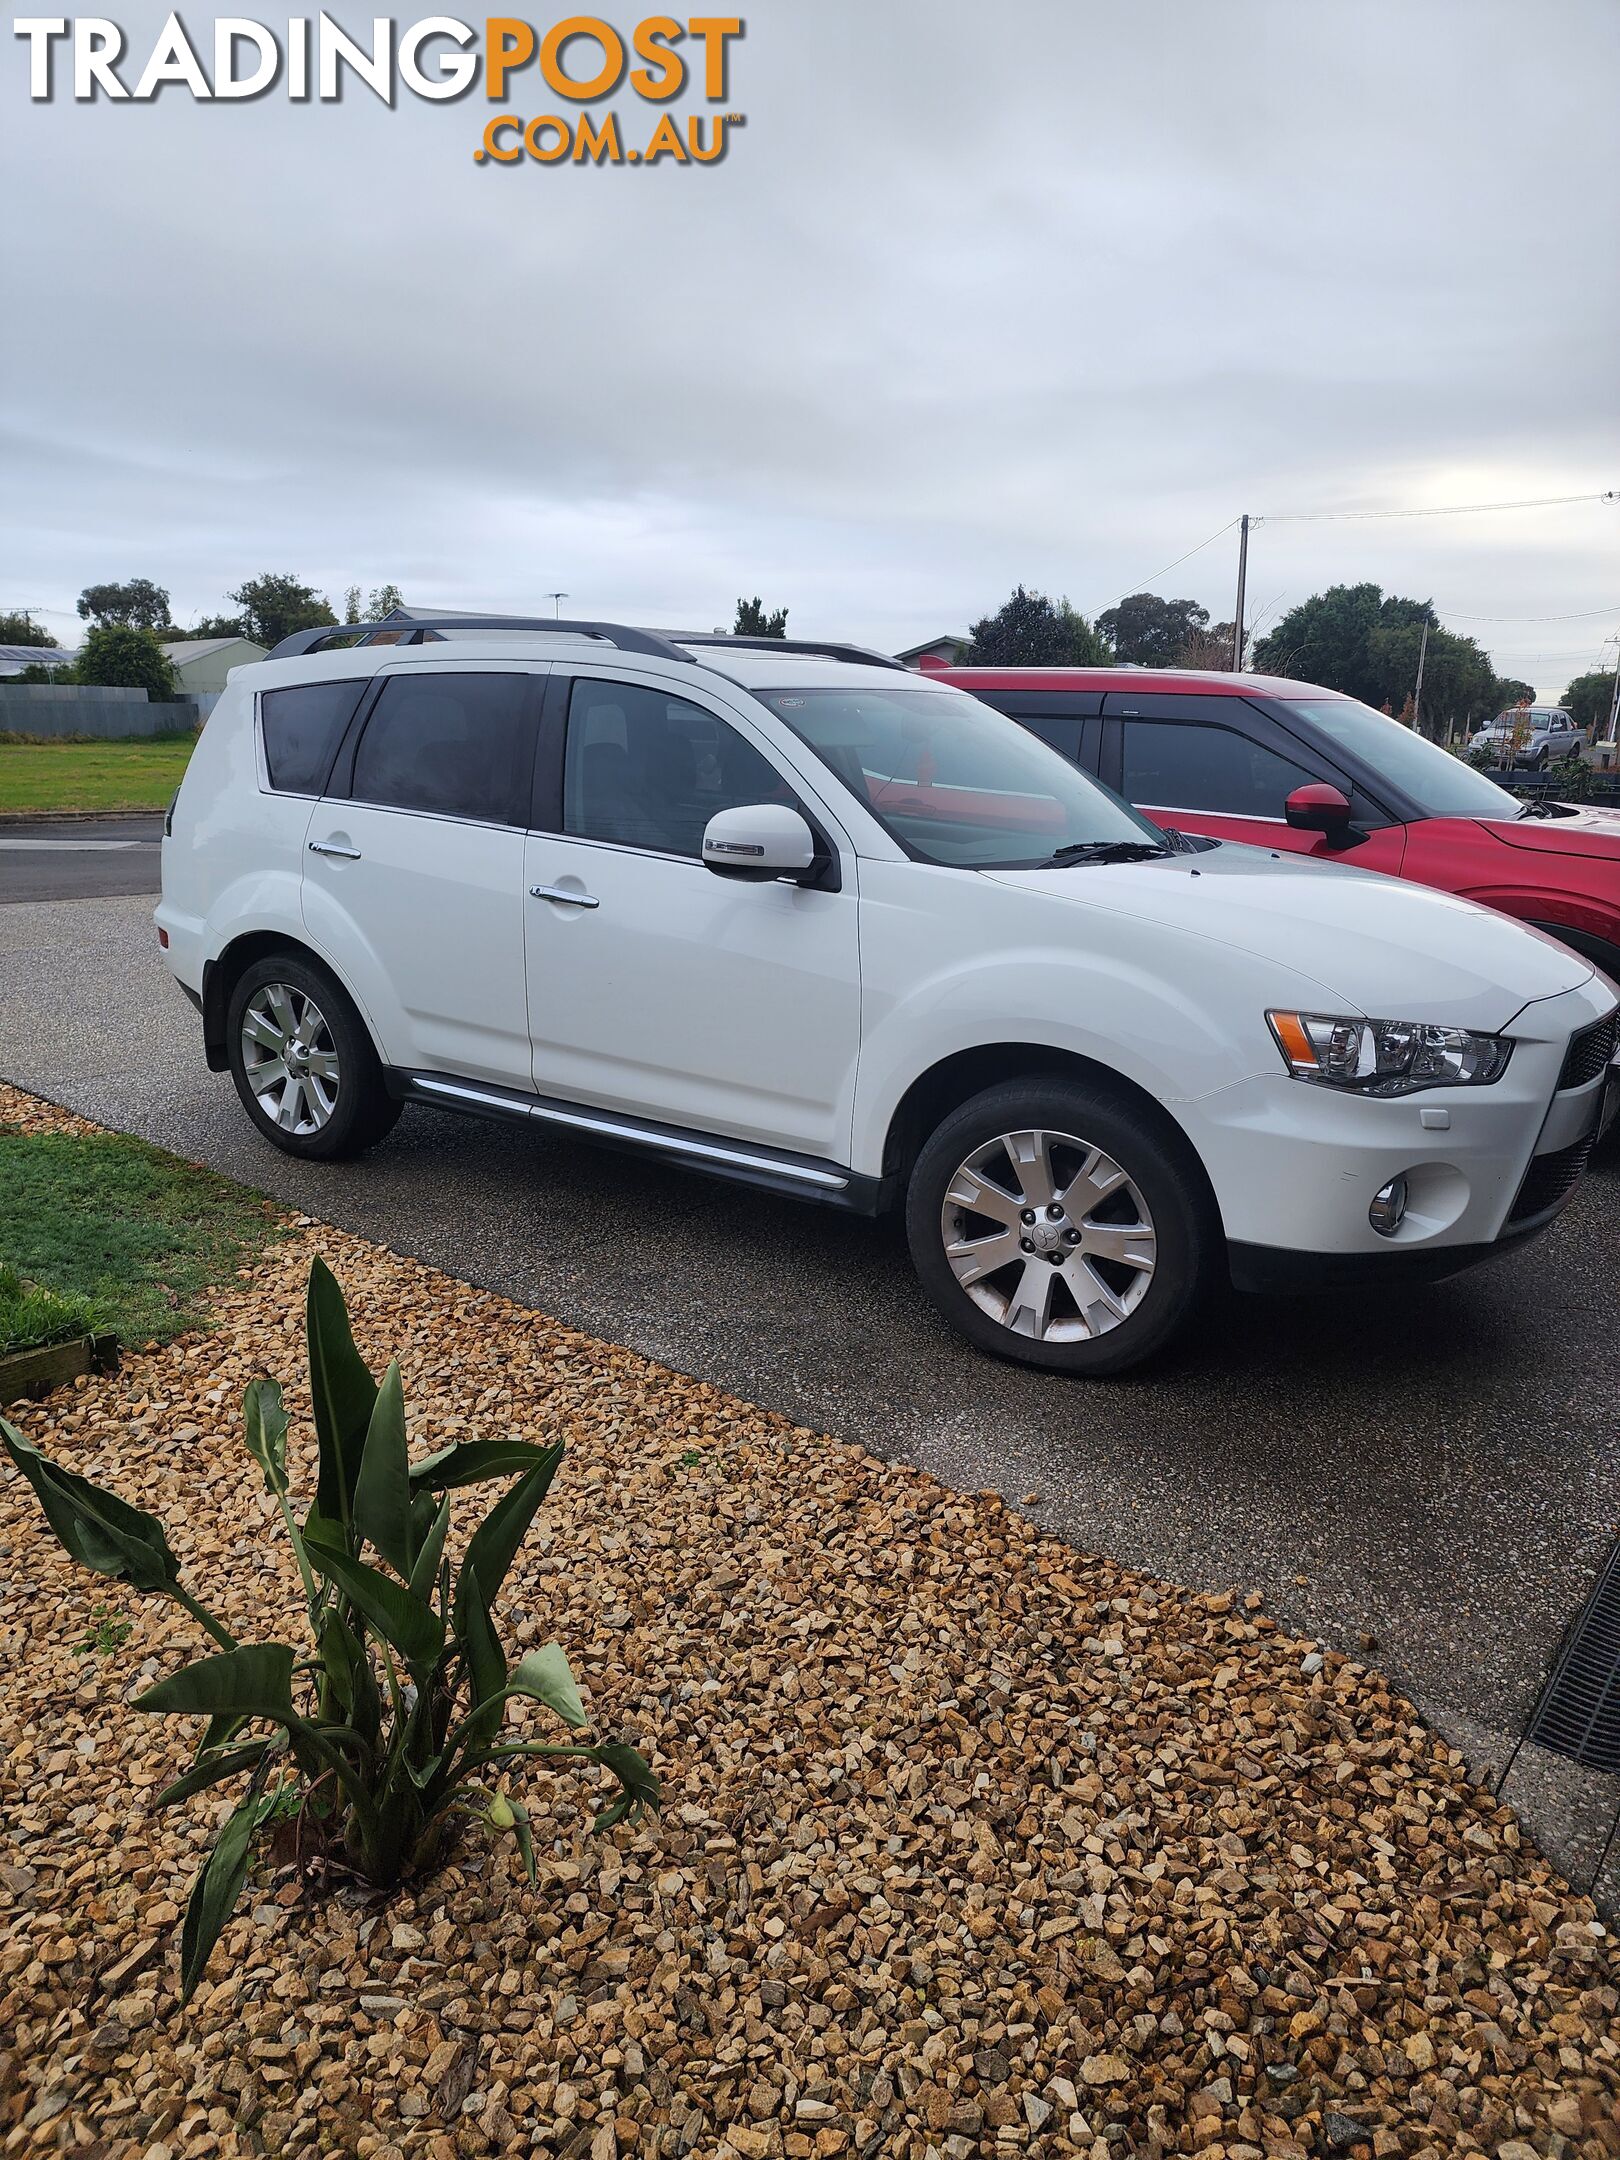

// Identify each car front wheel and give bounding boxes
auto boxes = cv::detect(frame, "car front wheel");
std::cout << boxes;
[905,1078,1212,1376]
[226,953,400,1161]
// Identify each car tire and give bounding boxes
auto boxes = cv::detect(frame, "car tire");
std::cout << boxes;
[905,1077,1212,1376]
[226,952,401,1161]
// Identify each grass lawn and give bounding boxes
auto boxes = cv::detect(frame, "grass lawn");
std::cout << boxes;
[0,1262,99,1355]
[0,1126,283,1349]
[0,732,197,815]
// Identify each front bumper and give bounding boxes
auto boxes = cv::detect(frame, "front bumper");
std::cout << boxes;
[1180,979,1617,1285]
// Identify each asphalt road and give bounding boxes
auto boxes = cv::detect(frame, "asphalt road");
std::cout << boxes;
[0,815,163,902]
[4,888,1619,1893]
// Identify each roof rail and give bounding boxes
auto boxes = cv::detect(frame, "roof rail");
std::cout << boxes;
[266,616,698,663]
[675,634,908,672]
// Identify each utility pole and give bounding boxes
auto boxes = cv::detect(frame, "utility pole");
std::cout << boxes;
[1412,618,1430,732]
[1231,515,1249,672]
[545,591,569,619]
[1604,637,1620,748]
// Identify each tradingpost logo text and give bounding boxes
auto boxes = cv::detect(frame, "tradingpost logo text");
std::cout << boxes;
[10,13,746,165]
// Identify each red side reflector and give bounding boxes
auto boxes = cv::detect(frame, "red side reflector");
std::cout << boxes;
[157,927,170,950]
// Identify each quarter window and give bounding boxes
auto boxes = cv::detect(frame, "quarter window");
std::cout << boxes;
[562,679,790,857]
[260,679,367,795]
[350,673,533,826]
[1120,719,1314,818]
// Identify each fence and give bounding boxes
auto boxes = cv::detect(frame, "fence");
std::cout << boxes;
[0,685,202,740]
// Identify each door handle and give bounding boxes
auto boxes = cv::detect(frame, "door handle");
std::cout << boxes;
[529,885,600,909]
[309,840,362,860]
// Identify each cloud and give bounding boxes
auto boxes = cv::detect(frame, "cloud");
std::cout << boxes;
[4,0,1616,693]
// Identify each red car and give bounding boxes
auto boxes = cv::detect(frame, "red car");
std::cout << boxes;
[930,664,1620,979]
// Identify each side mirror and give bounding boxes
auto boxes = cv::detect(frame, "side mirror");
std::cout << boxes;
[1285,783,1356,843]
[701,803,817,883]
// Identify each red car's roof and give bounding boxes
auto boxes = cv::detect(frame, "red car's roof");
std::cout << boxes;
[929,664,1341,699]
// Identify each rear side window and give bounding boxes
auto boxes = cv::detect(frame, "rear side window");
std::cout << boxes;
[1120,719,1313,818]
[351,673,533,826]
[260,679,367,794]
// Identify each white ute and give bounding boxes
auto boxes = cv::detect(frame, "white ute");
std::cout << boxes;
[158,617,1619,1376]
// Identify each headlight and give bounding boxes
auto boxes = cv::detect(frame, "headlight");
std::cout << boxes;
[1266,1011,1512,1096]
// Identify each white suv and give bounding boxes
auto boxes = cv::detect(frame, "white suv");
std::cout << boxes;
[158,617,1618,1376]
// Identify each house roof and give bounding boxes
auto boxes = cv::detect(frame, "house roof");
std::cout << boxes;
[160,637,266,663]
[0,643,77,675]
[894,633,969,662]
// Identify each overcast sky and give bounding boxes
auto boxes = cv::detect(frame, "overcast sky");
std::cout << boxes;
[4,0,1617,694]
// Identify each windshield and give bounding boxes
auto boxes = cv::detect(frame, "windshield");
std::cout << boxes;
[753,683,1164,867]
[1274,697,1522,821]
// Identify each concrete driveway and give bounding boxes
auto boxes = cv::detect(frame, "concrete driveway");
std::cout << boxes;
[4,890,1619,1891]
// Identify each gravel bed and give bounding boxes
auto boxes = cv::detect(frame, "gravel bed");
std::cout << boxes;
[1,1084,1616,2159]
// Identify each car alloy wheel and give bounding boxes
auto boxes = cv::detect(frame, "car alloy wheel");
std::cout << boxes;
[939,1126,1157,1343]
[240,981,341,1135]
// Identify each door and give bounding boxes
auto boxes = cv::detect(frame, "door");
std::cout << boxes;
[301,666,541,1086]
[523,671,861,1159]
[1103,694,1408,874]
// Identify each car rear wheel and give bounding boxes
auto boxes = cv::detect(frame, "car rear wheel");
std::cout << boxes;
[226,953,400,1161]
[905,1078,1211,1375]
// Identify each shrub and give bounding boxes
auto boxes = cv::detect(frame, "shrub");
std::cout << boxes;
[1,1258,658,1997]
[73,624,178,699]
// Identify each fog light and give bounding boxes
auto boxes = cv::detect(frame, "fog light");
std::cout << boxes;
[1369,1176,1408,1236]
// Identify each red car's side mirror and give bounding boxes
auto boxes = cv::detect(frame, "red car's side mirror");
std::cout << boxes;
[1285,783,1356,842]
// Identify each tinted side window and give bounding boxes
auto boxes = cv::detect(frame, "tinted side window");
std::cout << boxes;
[1120,720,1313,817]
[351,674,532,825]
[1013,713,1082,762]
[261,680,367,794]
[562,680,790,857]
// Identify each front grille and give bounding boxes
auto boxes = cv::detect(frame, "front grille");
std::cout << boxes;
[1559,1013,1619,1090]
[1508,1133,1596,1225]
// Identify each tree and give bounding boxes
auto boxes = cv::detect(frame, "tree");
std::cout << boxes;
[1252,583,1505,734]
[734,596,788,638]
[188,612,248,640]
[0,610,54,647]
[77,578,171,631]
[1097,593,1209,667]
[1176,619,1237,670]
[74,625,178,699]
[965,587,1109,666]
[1562,669,1619,735]
[226,574,338,649]
[343,584,404,625]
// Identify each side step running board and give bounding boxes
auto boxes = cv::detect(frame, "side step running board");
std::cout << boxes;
[399,1072,873,1207]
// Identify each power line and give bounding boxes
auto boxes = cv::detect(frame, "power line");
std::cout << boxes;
[1093,518,1240,613]
[1433,600,1620,623]
[1258,489,1617,524]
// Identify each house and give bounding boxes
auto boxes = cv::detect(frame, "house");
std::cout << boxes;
[895,633,970,670]
[160,636,267,693]
[0,643,77,678]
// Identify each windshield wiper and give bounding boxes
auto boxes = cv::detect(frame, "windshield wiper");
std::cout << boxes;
[1041,839,1172,868]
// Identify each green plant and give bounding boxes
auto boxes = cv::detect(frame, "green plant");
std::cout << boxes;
[0,1260,101,1353]
[1,1257,658,1998]
[73,1604,134,1656]
[72,623,178,699]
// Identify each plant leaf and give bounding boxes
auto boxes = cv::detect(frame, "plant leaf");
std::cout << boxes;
[156,1739,276,1808]
[306,1258,378,1529]
[407,1495,452,1605]
[352,1361,412,1576]
[179,1782,273,2001]
[504,1789,537,1884]
[409,1437,565,1493]
[455,1459,558,1624]
[460,1564,507,1708]
[1,1417,181,1593]
[591,1740,661,1832]
[510,1643,587,1730]
[241,1379,289,1499]
[304,1531,444,1670]
[136,1642,296,1722]
[196,1710,248,1758]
